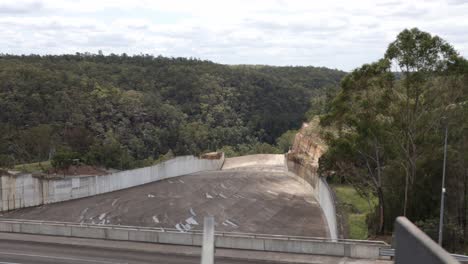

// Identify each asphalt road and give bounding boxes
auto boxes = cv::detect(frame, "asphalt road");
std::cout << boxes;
[0,239,248,264]
[0,233,392,264]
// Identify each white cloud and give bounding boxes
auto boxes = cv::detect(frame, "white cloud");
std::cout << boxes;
[0,0,467,70]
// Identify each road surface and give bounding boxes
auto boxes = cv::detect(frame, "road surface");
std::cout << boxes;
[0,233,390,264]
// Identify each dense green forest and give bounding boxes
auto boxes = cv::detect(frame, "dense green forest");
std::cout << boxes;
[319,28,468,251]
[0,54,344,169]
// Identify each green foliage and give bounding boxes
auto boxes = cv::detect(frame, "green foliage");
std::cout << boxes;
[85,139,135,170]
[13,160,51,173]
[276,130,297,152]
[321,28,468,249]
[0,54,344,169]
[334,185,377,239]
[218,142,281,158]
[51,150,80,169]
[0,154,14,168]
[349,214,368,239]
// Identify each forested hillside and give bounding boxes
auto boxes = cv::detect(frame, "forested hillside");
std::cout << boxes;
[319,28,468,251]
[0,54,344,169]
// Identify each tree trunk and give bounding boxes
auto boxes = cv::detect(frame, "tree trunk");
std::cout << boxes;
[377,186,385,234]
[404,169,409,216]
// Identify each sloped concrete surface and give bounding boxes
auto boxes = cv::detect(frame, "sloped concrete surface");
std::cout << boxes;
[0,154,328,237]
[221,154,286,171]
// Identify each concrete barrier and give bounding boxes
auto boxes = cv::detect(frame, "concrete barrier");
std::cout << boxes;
[394,217,459,264]
[216,235,265,251]
[128,229,158,243]
[71,225,107,239]
[318,178,338,240]
[286,158,338,240]
[0,154,224,211]
[158,231,196,246]
[0,219,388,259]
[106,228,129,241]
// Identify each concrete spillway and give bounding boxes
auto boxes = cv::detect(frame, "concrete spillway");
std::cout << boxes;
[0,154,329,237]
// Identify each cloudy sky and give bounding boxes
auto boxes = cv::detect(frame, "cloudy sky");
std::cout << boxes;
[1,0,467,70]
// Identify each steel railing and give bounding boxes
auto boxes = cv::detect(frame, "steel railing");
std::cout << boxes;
[379,246,468,262]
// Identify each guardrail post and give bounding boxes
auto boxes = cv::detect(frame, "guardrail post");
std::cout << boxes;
[201,217,215,264]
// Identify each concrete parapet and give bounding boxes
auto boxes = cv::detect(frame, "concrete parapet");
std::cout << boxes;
[394,217,458,264]
[158,231,194,246]
[349,243,382,259]
[71,225,106,239]
[0,219,389,260]
[191,233,204,246]
[0,154,225,212]
[36,224,72,237]
[216,236,265,251]
[0,222,20,232]
[128,229,158,242]
[264,239,345,256]
[106,228,129,241]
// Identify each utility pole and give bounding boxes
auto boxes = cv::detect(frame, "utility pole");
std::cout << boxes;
[438,120,449,246]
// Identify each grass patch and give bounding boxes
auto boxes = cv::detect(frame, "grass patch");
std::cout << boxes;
[349,214,368,239]
[333,185,377,240]
[13,160,51,173]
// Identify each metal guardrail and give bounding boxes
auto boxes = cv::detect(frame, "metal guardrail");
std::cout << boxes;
[452,254,468,262]
[379,247,468,262]
[0,218,388,245]
[379,248,395,257]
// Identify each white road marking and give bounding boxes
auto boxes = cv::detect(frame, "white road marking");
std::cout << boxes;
[219,193,227,198]
[0,251,127,264]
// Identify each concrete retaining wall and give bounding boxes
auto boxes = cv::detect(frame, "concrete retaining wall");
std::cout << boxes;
[0,219,388,259]
[394,217,459,263]
[318,178,338,241]
[0,155,224,211]
[286,158,338,240]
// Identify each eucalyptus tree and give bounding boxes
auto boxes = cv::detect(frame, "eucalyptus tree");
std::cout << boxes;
[385,28,459,216]
[320,59,395,233]
[320,28,467,237]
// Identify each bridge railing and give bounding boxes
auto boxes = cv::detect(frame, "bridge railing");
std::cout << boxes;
[0,218,387,244]
[0,218,388,259]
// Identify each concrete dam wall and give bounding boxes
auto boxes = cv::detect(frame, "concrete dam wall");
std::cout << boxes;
[286,120,338,240]
[0,155,225,212]
[286,159,338,240]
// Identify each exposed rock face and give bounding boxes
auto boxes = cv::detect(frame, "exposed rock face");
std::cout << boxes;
[287,119,342,239]
[200,152,223,160]
[286,119,327,189]
[289,121,326,167]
